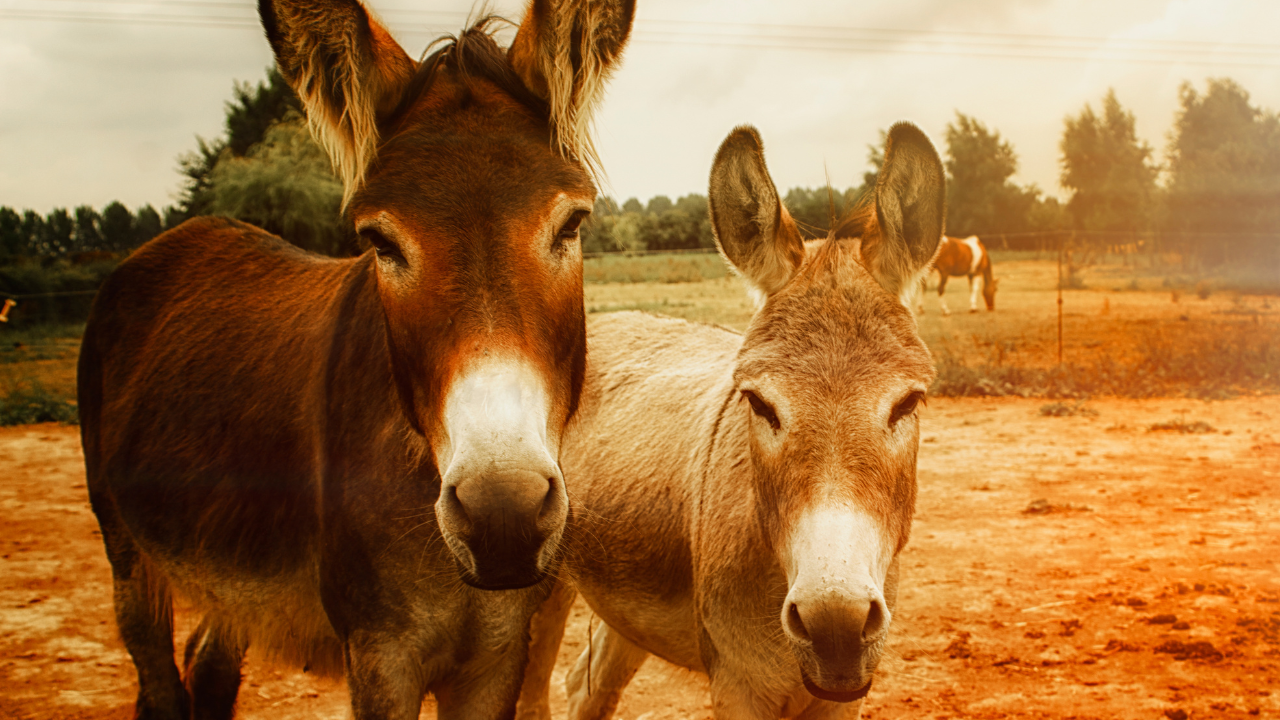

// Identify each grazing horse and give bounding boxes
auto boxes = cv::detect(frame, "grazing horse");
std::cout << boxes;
[921,234,997,314]
[516,123,943,720]
[77,0,634,718]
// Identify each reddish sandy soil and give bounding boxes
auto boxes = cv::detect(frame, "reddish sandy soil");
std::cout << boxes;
[2,396,1278,719]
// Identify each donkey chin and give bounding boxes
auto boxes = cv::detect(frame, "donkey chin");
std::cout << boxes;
[781,506,894,703]
[432,360,571,590]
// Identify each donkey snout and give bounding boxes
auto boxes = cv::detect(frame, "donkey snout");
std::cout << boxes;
[438,462,567,590]
[783,588,889,700]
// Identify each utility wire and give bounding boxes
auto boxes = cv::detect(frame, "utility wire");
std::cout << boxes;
[3,6,1280,67]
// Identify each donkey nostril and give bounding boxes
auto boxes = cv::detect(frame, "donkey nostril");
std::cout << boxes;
[442,485,471,527]
[538,477,559,520]
[786,602,810,642]
[863,598,886,642]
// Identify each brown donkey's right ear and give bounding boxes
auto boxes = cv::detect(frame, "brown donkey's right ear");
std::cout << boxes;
[508,0,637,177]
[258,0,415,208]
[708,126,805,304]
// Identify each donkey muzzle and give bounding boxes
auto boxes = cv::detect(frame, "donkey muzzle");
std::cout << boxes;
[784,590,889,699]
[437,459,567,590]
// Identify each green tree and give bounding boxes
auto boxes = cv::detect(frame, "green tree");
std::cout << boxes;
[944,112,1054,235]
[205,120,346,255]
[72,205,103,252]
[0,207,21,259]
[99,201,135,251]
[621,197,644,214]
[19,211,44,256]
[1165,78,1280,239]
[1060,90,1157,233]
[646,195,673,215]
[41,209,73,256]
[177,67,303,221]
[783,186,862,239]
[133,204,164,247]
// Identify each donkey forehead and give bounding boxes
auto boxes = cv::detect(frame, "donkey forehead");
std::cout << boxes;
[735,250,933,390]
[353,80,595,221]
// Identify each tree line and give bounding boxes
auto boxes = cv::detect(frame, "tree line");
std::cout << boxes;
[0,203,164,262]
[4,72,1277,264]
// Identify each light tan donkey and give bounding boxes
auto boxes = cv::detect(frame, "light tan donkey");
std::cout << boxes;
[516,122,944,720]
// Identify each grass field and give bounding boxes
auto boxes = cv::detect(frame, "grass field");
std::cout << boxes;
[1,253,1277,424]
[583,253,1280,399]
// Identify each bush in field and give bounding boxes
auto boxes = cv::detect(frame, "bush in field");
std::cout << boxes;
[0,381,77,426]
[0,259,117,326]
[931,321,1280,399]
[204,119,348,256]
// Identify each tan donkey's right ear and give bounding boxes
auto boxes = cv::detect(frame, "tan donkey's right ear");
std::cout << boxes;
[708,126,805,305]
[258,0,416,208]
[507,0,637,177]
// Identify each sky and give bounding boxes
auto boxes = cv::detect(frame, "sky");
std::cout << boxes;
[2,0,1279,213]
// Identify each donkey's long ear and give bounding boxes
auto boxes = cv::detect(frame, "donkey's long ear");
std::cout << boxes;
[259,0,415,207]
[708,126,805,305]
[508,0,636,176]
[861,122,946,303]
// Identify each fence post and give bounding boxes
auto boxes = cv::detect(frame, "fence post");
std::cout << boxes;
[1057,232,1067,368]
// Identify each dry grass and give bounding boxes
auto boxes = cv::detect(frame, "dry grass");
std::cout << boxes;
[590,255,1280,399]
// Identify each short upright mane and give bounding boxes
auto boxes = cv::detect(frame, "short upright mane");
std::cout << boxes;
[382,17,599,178]
[386,18,549,129]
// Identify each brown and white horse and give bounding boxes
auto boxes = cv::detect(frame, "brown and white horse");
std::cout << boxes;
[77,1,634,718]
[920,234,997,314]
[516,123,942,720]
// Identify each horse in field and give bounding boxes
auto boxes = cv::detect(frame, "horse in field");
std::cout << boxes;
[77,0,634,717]
[515,123,943,720]
[919,234,997,314]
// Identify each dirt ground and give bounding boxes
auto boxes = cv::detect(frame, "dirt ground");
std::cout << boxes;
[2,395,1277,719]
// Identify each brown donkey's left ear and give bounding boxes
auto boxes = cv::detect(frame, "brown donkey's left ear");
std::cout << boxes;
[508,0,637,176]
[861,122,946,303]
[258,0,416,207]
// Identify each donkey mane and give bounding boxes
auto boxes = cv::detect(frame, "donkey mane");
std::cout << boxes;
[383,18,602,178]
[387,19,549,128]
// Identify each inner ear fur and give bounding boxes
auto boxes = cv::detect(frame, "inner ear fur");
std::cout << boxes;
[508,0,636,177]
[259,0,415,208]
[860,122,946,302]
[708,126,805,300]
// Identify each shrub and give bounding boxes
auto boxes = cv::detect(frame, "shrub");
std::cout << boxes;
[0,381,78,426]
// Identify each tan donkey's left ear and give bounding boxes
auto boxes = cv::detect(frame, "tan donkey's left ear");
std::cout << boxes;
[507,0,637,176]
[258,0,416,207]
[860,122,946,304]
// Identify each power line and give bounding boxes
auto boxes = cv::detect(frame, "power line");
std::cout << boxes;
[3,6,1280,67]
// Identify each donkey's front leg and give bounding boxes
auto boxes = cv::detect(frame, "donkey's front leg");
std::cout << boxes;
[565,621,650,720]
[345,631,429,720]
[434,632,542,720]
[515,579,578,720]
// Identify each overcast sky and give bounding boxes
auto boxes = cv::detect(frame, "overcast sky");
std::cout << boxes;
[2,0,1279,213]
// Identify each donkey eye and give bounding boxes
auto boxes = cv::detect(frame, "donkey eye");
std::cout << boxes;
[362,228,405,265]
[890,391,925,427]
[741,390,781,431]
[557,210,588,242]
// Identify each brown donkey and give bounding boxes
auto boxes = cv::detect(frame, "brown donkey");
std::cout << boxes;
[516,123,943,720]
[77,1,634,718]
